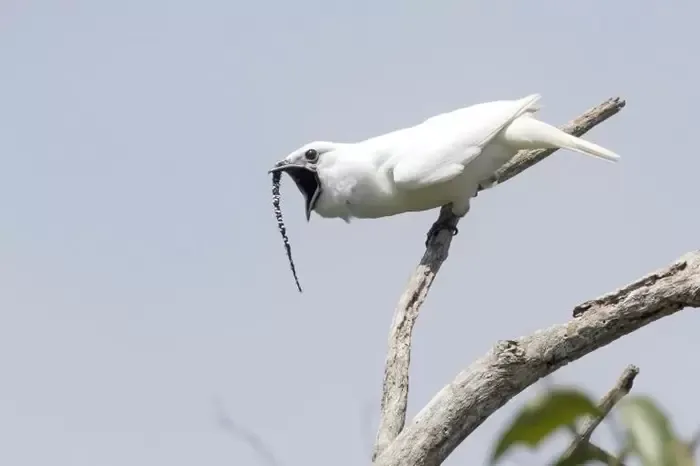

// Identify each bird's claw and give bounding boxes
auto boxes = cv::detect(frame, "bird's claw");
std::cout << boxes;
[425,221,459,247]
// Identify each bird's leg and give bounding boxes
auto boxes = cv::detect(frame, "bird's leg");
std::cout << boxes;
[425,220,458,247]
[425,205,460,247]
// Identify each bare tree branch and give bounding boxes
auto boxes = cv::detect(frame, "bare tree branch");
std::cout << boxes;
[372,97,626,460]
[559,365,639,465]
[214,398,280,466]
[374,251,700,466]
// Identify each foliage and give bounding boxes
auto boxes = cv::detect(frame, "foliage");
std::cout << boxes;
[490,388,696,466]
[490,389,600,463]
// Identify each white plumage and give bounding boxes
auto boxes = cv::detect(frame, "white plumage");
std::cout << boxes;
[270,94,619,231]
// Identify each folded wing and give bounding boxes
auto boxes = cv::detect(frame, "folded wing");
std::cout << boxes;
[390,94,542,191]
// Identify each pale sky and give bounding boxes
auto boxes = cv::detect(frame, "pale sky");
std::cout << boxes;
[1,1,699,465]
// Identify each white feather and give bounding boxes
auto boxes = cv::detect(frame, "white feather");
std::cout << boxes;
[276,94,620,222]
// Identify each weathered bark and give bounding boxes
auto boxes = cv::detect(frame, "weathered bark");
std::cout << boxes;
[375,252,700,465]
[372,97,627,460]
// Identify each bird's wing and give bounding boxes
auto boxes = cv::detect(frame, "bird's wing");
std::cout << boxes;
[390,94,541,191]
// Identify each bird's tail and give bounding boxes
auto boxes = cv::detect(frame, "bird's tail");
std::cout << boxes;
[502,113,620,163]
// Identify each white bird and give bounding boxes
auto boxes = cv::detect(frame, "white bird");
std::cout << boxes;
[269,94,619,245]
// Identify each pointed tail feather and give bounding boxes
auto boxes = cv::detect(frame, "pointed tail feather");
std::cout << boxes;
[502,115,620,162]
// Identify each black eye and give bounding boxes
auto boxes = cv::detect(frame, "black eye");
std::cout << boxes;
[304,149,319,162]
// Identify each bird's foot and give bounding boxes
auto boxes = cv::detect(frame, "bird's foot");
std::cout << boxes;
[425,219,459,247]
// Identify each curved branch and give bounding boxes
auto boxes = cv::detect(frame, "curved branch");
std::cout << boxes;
[375,251,700,466]
[372,97,626,460]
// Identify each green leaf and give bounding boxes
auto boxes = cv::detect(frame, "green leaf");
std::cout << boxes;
[490,388,601,464]
[553,442,610,466]
[618,395,683,466]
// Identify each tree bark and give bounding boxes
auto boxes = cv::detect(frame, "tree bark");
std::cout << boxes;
[372,97,627,460]
[375,252,700,466]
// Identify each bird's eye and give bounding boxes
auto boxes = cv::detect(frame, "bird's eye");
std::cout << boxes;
[304,149,319,162]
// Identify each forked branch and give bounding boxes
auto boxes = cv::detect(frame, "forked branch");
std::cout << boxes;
[375,251,700,466]
[372,97,626,460]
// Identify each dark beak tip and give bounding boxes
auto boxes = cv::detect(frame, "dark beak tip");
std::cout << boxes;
[268,161,288,173]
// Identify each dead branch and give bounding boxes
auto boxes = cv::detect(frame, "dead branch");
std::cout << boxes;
[372,97,626,460]
[374,251,700,466]
[214,398,280,466]
[560,364,639,465]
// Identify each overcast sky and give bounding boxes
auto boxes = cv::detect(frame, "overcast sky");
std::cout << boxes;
[1,0,699,465]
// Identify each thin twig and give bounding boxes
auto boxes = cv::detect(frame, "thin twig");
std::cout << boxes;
[214,398,280,466]
[559,365,639,465]
[371,97,626,460]
[374,251,700,466]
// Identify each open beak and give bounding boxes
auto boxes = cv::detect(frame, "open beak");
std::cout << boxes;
[269,160,322,221]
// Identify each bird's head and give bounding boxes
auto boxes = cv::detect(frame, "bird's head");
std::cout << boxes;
[269,141,340,221]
